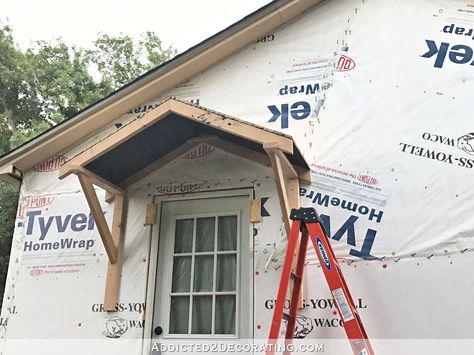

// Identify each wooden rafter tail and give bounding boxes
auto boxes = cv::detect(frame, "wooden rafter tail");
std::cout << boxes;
[295,167,311,185]
[77,173,118,264]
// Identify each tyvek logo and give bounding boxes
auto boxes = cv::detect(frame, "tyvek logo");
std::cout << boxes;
[18,196,55,219]
[182,143,215,159]
[33,155,66,172]
[357,175,378,186]
[104,316,128,338]
[336,55,356,72]
[294,314,314,339]
[316,237,331,270]
[156,183,202,195]
[29,269,44,277]
[25,195,55,208]
[282,314,314,339]
[457,133,474,156]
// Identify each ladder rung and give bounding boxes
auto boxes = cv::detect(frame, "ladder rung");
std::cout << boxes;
[282,312,294,322]
[290,271,300,282]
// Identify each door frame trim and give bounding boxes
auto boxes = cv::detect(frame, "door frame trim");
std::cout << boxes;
[143,188,254,346]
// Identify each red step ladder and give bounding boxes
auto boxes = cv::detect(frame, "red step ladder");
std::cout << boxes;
[266,208,374,355]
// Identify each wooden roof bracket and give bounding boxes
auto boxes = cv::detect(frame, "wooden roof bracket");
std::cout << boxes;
[264,142,307,309]
[263,142,302,236]
[0,164,23,186]
[59,165,126,311]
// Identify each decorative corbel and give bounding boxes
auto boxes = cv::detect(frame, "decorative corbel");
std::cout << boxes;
[59,165,126,311]
[263,142,301,236]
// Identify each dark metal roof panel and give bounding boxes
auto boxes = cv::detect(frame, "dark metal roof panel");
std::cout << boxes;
[85,113,308,186]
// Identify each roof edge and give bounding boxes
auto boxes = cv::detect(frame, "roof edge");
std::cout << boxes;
[0,0,322,176]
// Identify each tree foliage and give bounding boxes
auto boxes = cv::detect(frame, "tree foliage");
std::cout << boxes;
[0,22,177,307]
[88,31,176,89]
[0,25,41,153]
[0,181,17,305]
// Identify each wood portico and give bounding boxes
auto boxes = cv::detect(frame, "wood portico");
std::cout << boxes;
[57,98,310,311]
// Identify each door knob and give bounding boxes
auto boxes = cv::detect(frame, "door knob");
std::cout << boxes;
[154,326,163,336]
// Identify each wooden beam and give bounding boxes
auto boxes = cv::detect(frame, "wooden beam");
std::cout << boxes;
[59,99,293,185]
[169,100,294,154]
[287,178,300,211]
[265,145,305,308]
[205,136,271,167]
[104,195,126,311]
[295,167,312,185]
[264,143,304,235]
[287,177,303,309]
[59,100,174,169]
[73,171,126,311]
[61,165,125,198]
[249,199,262,223]
[77,174,118,264]
[262,142,311,184]
[105,191,115,203]
[0,164,22,186]
[144,203,157,226]
[274,150,298,179]
[265,148,291,236]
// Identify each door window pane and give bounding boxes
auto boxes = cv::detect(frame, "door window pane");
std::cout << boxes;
[166,213,239,336]
[172,256,191,292]
[193,256,214,292]
[215,295,236,334]
[174,219,193,253]
[169,296,189,334]
[217,216,237,251]
[191,296,212,334]
[216,254,236,292]
[196,217,215,252]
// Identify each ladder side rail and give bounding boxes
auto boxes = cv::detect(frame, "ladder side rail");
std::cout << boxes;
[284,227,309,342]
[306,222,361,333]
[306,222,375,355]
[267,219,302,343]
[313,222,360,319]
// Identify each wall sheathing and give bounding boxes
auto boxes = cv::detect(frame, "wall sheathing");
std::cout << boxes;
[1,0,474,353]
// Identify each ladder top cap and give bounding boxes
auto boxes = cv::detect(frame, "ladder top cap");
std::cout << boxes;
[290,207,321,223]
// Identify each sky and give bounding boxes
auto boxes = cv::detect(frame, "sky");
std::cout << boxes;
[1,0,272,52]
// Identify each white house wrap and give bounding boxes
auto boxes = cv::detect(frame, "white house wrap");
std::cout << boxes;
[0,1,473,354]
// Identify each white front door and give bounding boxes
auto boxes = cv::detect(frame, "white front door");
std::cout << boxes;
[152,194,252,342]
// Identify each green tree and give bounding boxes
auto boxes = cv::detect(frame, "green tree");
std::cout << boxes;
[26,41,106,122]
[0,24,42,153]
[2,27,177,151]
[0,22,177,307]
[0,181,17,303]
[87,31,176,89]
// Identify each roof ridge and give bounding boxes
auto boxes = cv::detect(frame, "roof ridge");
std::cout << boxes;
[169,97,294,140]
